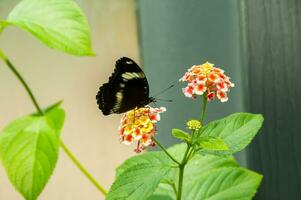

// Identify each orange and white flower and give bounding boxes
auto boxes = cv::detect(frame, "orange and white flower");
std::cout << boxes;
[119,106,166,153]
[179,61,234,102]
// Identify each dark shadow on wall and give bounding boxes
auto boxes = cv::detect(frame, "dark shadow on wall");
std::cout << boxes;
[241,0,301,199]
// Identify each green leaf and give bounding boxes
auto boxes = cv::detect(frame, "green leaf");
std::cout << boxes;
[147,183,175,200]
[184,154,238,181]
[172,129,191,142]
[0,104,65,200]
[147,194,174,200]
[152,144,238,199]
[116,150,167,177]
[112,143,259,200]
[108,151,172,200]
[116,143,186,181]
[43,100,63,113]
[114,145,186,200]
[157,143,237,182]
[0,21,8,33]
[4,0,94,56]
[195,113,264,155]
[197,136,229,151]
[183,167,262,200]
[165,143,188,162]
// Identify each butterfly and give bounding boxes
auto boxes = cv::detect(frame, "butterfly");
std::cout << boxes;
[96,57,155,115]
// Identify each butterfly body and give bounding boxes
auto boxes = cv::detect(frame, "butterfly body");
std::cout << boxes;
[96,57,154,115]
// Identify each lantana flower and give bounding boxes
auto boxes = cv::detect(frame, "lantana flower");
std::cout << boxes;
[119,106,166,153]
[179,61,234,102]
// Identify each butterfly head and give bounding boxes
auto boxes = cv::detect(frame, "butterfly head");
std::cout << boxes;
[147,97,156,104]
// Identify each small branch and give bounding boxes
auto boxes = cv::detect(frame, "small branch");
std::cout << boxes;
[60,141,107,195]
[181,144,190,164]
[0,51,43,115]
[153,137,180,165]
[184,148,194,163]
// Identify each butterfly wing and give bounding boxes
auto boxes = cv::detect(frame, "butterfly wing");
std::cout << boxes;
[96,57,150,115]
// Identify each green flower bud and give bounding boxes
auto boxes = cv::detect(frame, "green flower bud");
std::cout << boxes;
[186,119,202,131]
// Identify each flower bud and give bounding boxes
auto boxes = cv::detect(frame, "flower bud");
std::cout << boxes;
[186,119,202,131]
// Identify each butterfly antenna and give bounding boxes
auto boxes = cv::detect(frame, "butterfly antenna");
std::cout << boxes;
[155,98,173,102]
[152,84,175,97]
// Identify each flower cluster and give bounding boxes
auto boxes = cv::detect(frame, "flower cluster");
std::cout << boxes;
[179,62,234,102]
[119,106,166,153]
[186,119,202,131]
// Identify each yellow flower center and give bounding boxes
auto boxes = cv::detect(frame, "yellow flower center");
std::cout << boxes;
[141,122,154,133]
[201,61,214,74]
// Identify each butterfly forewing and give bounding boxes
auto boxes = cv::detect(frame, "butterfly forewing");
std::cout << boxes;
[96,57,150,115]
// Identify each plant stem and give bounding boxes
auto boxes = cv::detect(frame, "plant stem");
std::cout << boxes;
[200,94,208,124]
[184,148,194,163]
[176,91,208,200]
[153,137,180,165]
[0,50,107,196]
[177,165,185,200]
[60,141,107,195]
[0,51,43,115]
[176,94,208,199]
[177,144,190,200]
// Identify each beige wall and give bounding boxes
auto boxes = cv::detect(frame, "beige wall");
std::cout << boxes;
[0,0,140,199]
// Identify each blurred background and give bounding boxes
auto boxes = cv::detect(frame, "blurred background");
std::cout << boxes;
[0,0,300,200]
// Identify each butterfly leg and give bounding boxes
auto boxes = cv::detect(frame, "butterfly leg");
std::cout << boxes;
[134,140,142,153]
[133,107,141,153]
[133,107,137,124]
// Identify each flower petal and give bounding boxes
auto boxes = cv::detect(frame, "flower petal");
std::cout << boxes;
[194,84,207,95]
[217,91,228,102]
[122,134,134,145]
[207,92,215,101]
[216,81,228,92]
[183,86,194,97]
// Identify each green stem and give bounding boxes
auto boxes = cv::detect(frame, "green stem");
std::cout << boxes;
[60,141,107,195]
[177,165,185,200]
[177,144,190,200]
[172,183,178,197]
[0,50,107,196]
[153,137,180,165]
[184,148,194,163]
[200,94,208,124]
[176,89,209,200]
[0,51,43,115]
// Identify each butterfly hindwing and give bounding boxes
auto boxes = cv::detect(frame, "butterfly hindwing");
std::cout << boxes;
[96,83,114,115]
[96,57,150,115]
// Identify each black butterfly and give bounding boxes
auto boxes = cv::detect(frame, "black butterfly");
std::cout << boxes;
[96,57,155,115]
